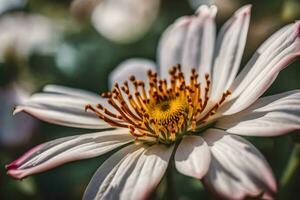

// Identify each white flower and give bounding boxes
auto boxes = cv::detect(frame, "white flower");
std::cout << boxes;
[70,0,160,43]
[6,5,300,200]
[91,0,160,43]
[0,13,59,61]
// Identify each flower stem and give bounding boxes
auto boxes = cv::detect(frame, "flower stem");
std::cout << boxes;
[166,160,177,200]
[279,143,300,199]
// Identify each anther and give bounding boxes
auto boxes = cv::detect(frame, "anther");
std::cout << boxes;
[114,82,119,88]
[101,92,112,98]
[85,104,91,112]
[138,81,145,87]
[130,76,136,82]
[169,67,176,75]
[96,104,103,110]
[147,70,153,77]
[205,73,209,80]
[191,68,196,74]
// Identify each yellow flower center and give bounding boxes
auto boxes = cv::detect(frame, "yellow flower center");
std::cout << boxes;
[86,65,231,144]
[149,97,187,125]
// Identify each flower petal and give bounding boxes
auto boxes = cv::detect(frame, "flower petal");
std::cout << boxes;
[6,128,133,180]
[43,84,101,102]
[223,21,300,115]
[44,85,115,111]
[109,58,157,88]
[216,90,300,136]
[14,86,112,129]
[157,16,191,79]
[158,5,217,81]
[211,5,251,101]
[181,5,217,81]
[83,143,174,200]
[175,135,211,179]
[202,129,276,200]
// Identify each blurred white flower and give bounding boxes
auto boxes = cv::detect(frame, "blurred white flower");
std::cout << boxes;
[0,13,60,61]
[70,0,160,43]
[0,0,26,14]
[0,83,36,146]
[91,0,160,43]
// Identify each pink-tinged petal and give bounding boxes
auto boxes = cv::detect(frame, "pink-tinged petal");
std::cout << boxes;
[157,16,191,79]
[181,5,217,82]
[83,144,174,200]
[6,128,133,180]
[109,58,157,89]
[13,87,112,129]
[215,90,300,136]
[223,21,300,115]
[211,5,251,102]
[175,135,211,179]
[6,144,43,171]
[202,129,276,200]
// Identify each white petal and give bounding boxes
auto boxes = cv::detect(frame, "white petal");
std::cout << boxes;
[43,84,101,102]
[15,85,115,129]
[109,58,157,89]
[14,91,111,129]
[14,105,106,129]
[181,5,217,81]
[223,21,300,115]
[157,16,191,79]
[202,129,276,200]
[158,6,217,81]
[126,144,174,200]
[83,144,174,200]
[216,90,300,136]
[211,5,251,101]
[175,135,211,179]
[6,128,133,180]
[83,144,143,200]
[29,93,98,109]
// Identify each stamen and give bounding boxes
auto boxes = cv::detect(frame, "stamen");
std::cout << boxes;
[87,66,231,144]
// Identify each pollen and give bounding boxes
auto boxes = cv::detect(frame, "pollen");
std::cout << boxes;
[149,97,187,124]
[86,64,231,144]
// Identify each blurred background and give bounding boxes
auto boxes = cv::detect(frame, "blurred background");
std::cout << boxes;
[0,0,299,199]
